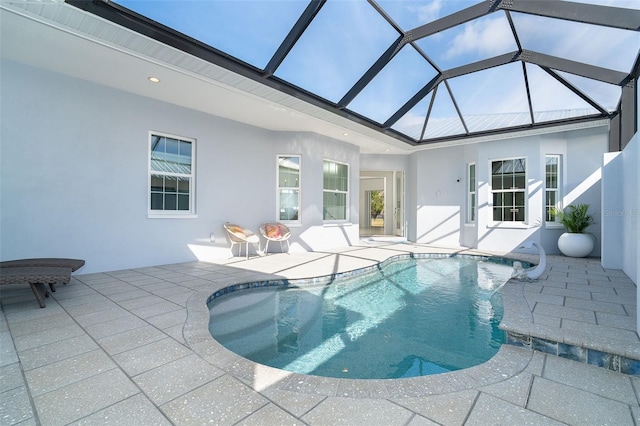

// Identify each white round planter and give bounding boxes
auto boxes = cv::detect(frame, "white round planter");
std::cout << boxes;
[557,233,594,258]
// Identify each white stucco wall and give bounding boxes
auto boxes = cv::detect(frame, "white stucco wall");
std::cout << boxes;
[602,133,638,289]
[0,60,359,273]
[0,57,620,275]
[602,124,639,331]
[409,127,608,254]
[413,146,466,247]
[622,136,639,284]
[601,152,624,269]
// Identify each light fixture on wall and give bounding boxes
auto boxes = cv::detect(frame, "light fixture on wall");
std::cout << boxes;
[148,76,160,83]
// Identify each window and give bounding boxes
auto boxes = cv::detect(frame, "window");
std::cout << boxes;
[277,155,300,222]
[491,158,526,222]
[467,163,476,223]
[149,132,195,215]
[545,155,561,222]
[323,160,348,221]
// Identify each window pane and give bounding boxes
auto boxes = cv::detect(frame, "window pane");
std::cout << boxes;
[165,194,177,210]
[165,176,177,193]
[504,192,513,206]
[178,141,192,172]
[492,174,502,190]
[514,172,526,189]
[493,207,503,221]
[279,189,299,221]
[514,207,525,222]
[546,192,557,221]
[178,194,189,211]
[166,137,179,155]
[324,192,347,220]
[279,156,300,188]
[151,136,165,161]
[470,193,476,222]
[493,192,502,207]
[151,175,164,192]
[515,192,525,206]
[546,156,558,188]
[177,178,190,194]
[151,193,163,210]
[323,160,348,191]
[469,164,475,192]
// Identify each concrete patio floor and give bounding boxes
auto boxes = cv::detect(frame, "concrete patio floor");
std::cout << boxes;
[1,242,639,425]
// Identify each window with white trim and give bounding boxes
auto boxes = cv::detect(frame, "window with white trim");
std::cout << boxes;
[491,158,526,222]
[323,160,348,221]
[149,132,195,215]
[277,155,301,222]
[467,163,476,223]
[545,155,561,222]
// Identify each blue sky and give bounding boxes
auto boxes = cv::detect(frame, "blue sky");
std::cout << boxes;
[116,0,638,140]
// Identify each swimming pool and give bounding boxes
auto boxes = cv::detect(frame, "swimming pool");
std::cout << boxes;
[208,255,519,379]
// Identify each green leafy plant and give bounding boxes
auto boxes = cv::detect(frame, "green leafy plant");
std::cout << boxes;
[552,204,596,233]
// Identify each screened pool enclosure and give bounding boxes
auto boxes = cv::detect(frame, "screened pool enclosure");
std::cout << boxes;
[69,0,639,149]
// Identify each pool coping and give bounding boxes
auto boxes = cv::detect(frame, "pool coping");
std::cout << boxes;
[183,253,540,398]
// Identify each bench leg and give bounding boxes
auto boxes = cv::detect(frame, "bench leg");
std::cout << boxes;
[28,283,47,308]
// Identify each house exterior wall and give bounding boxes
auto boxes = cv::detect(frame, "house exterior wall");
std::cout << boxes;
[0,58,617,275]
[0,60,359,274]
[409,127,608,255]
[603,134,639,280]
[413,146,466,247]
[602,130,638,332]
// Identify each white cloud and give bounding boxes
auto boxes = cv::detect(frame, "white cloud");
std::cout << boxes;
[415,0,443,23]
[443,15,515,60]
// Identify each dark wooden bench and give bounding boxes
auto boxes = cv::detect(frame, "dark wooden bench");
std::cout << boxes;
[0,266,72,308]
[0,258,85,292]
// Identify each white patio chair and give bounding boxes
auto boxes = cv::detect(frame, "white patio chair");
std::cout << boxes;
[259,222,291,254]
[223,222,263,259]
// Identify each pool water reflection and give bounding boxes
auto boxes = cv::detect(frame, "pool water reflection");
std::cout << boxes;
[208,256,518,379]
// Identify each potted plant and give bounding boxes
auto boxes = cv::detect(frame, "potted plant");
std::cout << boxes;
[552,204,597,257]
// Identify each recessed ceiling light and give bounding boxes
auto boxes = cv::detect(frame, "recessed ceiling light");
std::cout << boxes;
[343,132,349,136]
[148,77,160,83]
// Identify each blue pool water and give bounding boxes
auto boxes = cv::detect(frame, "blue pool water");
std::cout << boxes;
[208,256,518,379]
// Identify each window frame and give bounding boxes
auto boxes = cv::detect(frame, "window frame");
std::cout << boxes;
[276,154,301,224]
[148,131,196,218]
[489,157,527,224]
[544,154,562,228]
[467,163,476,224]
[322,159,350,223]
